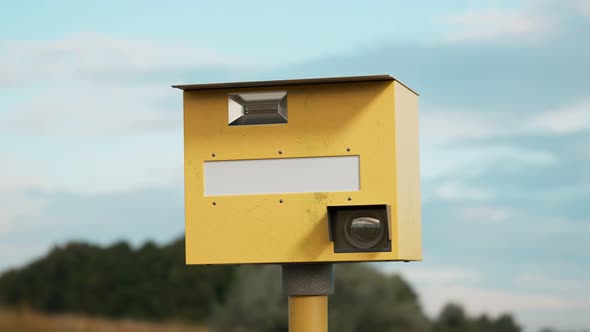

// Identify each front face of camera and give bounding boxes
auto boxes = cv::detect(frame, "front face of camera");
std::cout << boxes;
[327,205,391,253]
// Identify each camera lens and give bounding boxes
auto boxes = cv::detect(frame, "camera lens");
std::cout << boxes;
[344,217,384,249]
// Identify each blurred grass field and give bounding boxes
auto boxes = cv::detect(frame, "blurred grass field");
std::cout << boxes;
[0,308,208,332]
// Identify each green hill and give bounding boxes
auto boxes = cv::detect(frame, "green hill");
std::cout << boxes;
[0,238,234,322]
[0,237,521,332]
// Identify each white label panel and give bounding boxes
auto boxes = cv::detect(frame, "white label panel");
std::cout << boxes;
[204,156,360,196]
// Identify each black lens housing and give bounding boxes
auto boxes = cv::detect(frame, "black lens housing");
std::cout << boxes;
[327,204,392,253]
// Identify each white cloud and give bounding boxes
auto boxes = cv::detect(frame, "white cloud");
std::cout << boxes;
[458,206,511,223]
[0,156,45,191]
[579,3,590,17]
[0,35,200,195]
[421,144,555,180]
[1,83,181,136]
[0,33,250,135]
[0,34,243,195]
[0,191,49,236]
[418,101,590,181]
[438,0,589,45]
[526,102,590,134]
[535,218,584,235]
[394,266,481,287]
[420,111,507,144]
[0,34,234,199]
[416,103,589,196]
[515,273,589,293]
[421,284,587,317]
[0,133,183,195]
[0,33,242,86]
[0,242,49,272]
[441,8,551,42]
[433,182,494,201]
[421,101,590,147]
[564,0,590,17]
[383,265,588,321]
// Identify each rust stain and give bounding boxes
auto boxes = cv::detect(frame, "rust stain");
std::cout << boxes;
[314,192,328,202]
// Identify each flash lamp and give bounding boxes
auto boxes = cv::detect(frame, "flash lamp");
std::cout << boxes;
[228,91,287,126]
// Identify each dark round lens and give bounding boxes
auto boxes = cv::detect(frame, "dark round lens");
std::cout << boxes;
[345,217,384,249]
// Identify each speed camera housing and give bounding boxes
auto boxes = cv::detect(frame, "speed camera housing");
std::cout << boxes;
[173,75,421,265]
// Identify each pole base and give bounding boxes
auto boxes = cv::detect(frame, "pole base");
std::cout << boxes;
[281,263,334,296]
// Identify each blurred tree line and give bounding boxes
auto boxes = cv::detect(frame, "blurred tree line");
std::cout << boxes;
[0,238,233,321]
[212,264,520,332]
[0,237,522,332]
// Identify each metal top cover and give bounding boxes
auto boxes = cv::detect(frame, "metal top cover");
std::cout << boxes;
[172,74,418,95]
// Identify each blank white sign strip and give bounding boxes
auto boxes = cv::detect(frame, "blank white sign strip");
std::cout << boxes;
[203,156,360,196]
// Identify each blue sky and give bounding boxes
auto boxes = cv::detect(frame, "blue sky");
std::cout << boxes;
[1,0,589,331]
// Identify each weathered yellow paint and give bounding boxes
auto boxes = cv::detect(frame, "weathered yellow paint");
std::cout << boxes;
[182,79,421,264]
